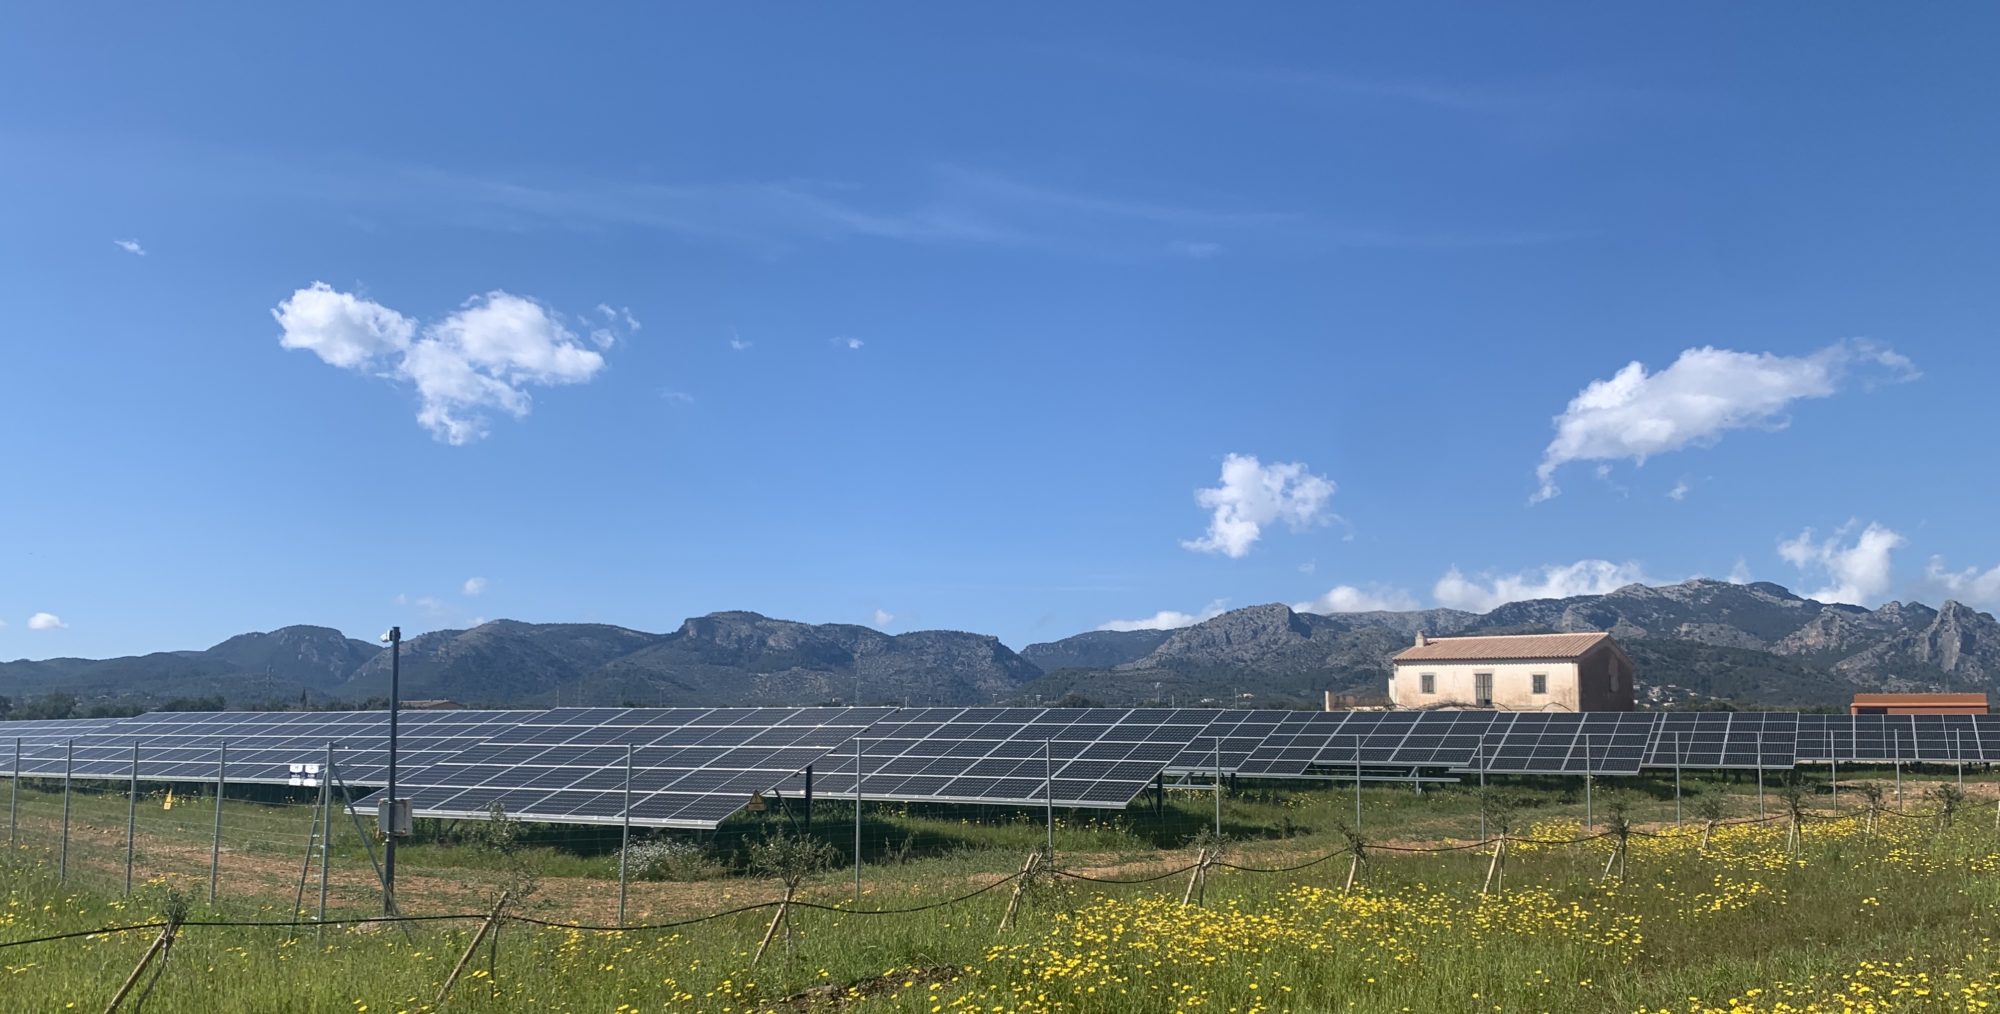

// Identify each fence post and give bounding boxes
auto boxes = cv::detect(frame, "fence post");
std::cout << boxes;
[1894,731,1903,813]
[1584,733,1594,833]
[210,741,226,905]
[127,742,139,895]
[1354,734,1363,832]
[9,736,19,849]
[1212,737,1222,837]
[618,743,632,926]
[1674,731,1683,827]
[318,742,334,935]
[1831,753,1838,813]
[1755,730,1764,819]
[1044,738,1054,856]
[60,740,73,883]
[852,736,863,904]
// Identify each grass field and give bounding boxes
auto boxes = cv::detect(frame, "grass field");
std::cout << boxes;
[4,767,2000,1012]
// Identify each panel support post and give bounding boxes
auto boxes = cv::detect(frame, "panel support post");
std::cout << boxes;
[60,740,73,883]
[1894,731,1903,813]
[1354,734,1362,832]
[618,743,632,927]
[126,742,139,895]
[802,764,813,833]
[210,741,226,904]
[1755,731,1764,819]
[1830,754,1838,813]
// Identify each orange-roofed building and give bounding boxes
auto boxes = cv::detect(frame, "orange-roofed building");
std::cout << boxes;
[1387,632,1634,712]
[1849,693,1988,716]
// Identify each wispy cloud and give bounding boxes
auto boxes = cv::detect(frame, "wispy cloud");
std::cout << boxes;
[113,238,146,256]
[834,336,865,351]
[1099,599,1228,632]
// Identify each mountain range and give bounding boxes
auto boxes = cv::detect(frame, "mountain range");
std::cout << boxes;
[4,580,1998,713]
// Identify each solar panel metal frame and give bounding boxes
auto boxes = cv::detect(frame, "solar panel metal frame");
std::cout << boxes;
[1162,710,1286,775]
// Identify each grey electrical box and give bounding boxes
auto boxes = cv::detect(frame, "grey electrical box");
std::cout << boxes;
[377,798,413,837]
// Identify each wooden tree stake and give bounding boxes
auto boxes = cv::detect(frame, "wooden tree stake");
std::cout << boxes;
[435,892,510,1008]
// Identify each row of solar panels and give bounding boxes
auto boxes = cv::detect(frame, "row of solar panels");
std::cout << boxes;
[3,709,1997,830]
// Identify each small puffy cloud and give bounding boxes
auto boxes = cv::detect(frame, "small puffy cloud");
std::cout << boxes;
[274,282,416,369]
[1926,557,2000,610]
[1434,560,1650,612]
[728,330,752,351]
[1727,557,1754,584]
[871,608,896,628]
[27,612,66,630]
[275,283,624,444]
[1293,585,1420,614]
[1098,599,1228,632]
[835,336,864,350]
[113,238,146,256]
[1666,479,1691,501]
[1778,521,1905,606]
[1533,339,1917,502]
[1181,454,1337,558]
[462,577,488,597]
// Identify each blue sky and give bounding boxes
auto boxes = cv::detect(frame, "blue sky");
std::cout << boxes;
[5,5,2000,659]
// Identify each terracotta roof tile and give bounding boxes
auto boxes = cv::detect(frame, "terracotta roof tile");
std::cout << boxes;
[1391,632,1613,663]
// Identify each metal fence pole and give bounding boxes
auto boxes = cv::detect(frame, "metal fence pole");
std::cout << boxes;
[1674,731,1683,827]
[318,743,334,933]
[126,742,139,895]
[852,736,863,904]
[1584,733,1593,833]
[1354,734,1362,832]
[9,737,19,849]
[1044,739,1055,855]
[1755,731,1764,819]
[1211,737,1222,837]
[1831,754,1839,812]
[618,743,632,926]
[1476,734,1485,842]
[60,740,73,883]
[211,741,227,904]
[1894,731,1904,813]
[1957,729,1966,789]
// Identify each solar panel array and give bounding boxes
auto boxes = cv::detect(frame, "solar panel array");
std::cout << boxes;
[777,707,1219,809]
[6,711,536,785]
[10,707,2000,830]
[355,707,897,829]
[1795,714,1996,763]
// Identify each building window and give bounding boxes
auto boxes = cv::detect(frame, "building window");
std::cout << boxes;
[1532,673,1548,695]
[1474,673,1493,706]
[1420,673,1436,694]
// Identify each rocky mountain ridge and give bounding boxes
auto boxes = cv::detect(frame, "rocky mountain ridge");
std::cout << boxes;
[3,580,1997,711]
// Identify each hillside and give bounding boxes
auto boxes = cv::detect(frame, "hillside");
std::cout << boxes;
[4,581,1998,712]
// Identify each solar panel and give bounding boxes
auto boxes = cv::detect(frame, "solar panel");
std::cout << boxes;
[1163,710,1286,774]
[1235,712,1353,777]
[366,707,896,829]
[1449,713,1651,775]
[1644,712,1797,770]
[783,707,1214,809]
[1796,714,1981,763]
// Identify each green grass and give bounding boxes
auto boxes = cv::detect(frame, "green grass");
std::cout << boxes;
[3,768,1999,1011]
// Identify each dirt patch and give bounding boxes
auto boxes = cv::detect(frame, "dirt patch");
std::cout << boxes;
[770,964,961,1012]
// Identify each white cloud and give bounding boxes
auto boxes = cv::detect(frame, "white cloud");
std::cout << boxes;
[1778,521,1905,606]
[1926,557,2000,610]
[1533,339,1917,502]
[113,238,146,256]
[1181,454,1337,558]
[275,283,623,444]
[1727,557,1754,584]
[729,336,753,351]
[871,608,896,628]
[660,389,695,405]
[1098,599,1229,632]
[274,282,416,369]
[27,612,66,630]
[394,593,446,614]
[1666,479,1691,501]
[1434,560,1650,612]
[462,577,488,597]
[1293,585,1420,614]
[835,336,864,350]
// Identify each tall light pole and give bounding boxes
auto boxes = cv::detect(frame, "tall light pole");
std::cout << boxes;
[381,625,402,916]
